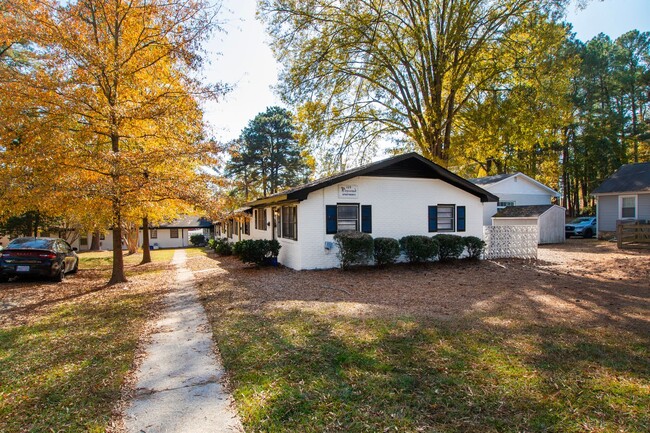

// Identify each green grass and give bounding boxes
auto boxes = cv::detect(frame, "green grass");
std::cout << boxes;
[78,248,177,269]
[203,307,650,432]
[0,247,177,432]
[0,290,157,432]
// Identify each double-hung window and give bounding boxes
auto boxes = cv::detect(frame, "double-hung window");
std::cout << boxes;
[429,204,465,232]
[150,229,157,239]
[326,204,372,234]
[254,209,267,230]
[170,228,179,238]
[281,205,298,240]
[437,204,455,231]
[337,204,359,232]
[620,196,637,219]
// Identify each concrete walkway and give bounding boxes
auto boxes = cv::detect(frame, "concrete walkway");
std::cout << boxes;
[124,250,243,433]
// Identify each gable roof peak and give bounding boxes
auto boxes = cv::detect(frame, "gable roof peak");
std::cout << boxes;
[246,152,498,206]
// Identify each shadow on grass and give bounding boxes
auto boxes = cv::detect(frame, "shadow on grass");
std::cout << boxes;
[197,254,649,433]
[208,307,649,433]
[0,285,164,432]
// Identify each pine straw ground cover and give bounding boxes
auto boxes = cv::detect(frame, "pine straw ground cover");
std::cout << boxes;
[195,240,650,433]
[0,248,178,432]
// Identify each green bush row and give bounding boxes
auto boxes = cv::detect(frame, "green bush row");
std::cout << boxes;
[333,232,485,269]
[209,237,233,256]
[209,237,281,266]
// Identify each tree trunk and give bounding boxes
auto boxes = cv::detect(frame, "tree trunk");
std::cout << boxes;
[33,211,39,237]
[109,209,127,284]
[109,127,127,284]
[90,229,101,250]
[141,216,152,264]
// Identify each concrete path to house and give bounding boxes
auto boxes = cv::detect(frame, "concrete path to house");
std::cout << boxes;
[123,249,243,433]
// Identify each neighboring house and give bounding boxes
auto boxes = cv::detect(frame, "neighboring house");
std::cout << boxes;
[469,173,560,225]
[73,216,213,251]
[592,162,650,239]
[224,152,498,270]
[492,205,566,244]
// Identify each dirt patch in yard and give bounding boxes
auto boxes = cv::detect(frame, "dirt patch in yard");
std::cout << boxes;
[193,239,649,335]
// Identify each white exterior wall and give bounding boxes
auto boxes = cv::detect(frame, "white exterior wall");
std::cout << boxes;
[492,206,565,244]
[143,228,190,249]
[483,202,498,225]
[486,175,556,205]
[250,176,487,270]
[538,206,566,244]
[481,175,558,225]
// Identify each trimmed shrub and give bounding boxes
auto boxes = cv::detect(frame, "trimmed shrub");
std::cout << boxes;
[399,235,439,263]
[463,236,485,260]
[434,234,465,261]
[232,239,281,266]
[190,233,206,246]
[333,231,374,269]
[373,237,400,266]
[213,238,232,256]
[207,238,217,249]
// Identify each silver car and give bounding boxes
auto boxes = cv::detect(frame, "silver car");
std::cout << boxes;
[565,217,597,239]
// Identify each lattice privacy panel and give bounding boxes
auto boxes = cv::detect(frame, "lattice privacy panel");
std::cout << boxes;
[483,225,538,259]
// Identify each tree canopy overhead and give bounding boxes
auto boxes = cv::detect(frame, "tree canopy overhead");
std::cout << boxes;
[259,0,568,166]
[2,0,225,283]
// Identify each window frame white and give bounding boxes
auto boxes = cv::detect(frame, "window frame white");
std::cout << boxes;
[336,203,359,233]
[437,204,455,232]
[254,209,267,230]
[281,205,298,240]
[497,200,516,210]
[619,195,637,220]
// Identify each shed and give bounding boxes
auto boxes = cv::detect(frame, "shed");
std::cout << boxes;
[492,205,566,244]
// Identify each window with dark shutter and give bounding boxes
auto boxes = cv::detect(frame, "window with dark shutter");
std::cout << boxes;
[428,206,438,232]
[337,204,358,232]
[326,205,337,234]
[361,205,372,233]
[457,206,466,232]
[437,205,455,231]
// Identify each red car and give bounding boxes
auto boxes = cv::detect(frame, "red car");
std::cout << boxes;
[0,237,79,283]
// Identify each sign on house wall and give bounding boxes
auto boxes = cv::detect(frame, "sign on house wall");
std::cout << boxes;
[338,185,359,199]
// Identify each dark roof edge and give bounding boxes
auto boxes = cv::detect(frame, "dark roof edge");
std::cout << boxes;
[248,153,498,205]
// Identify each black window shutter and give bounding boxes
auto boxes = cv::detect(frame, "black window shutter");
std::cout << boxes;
[361,205,372,233]
[428,206,438,232]
[326,205,337,234]
[457,206,466,232]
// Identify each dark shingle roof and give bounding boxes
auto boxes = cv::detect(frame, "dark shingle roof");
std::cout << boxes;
[592,162,650,194]
[468,173,515,186]
[156,216,212,229]
[246,152,498,205]
[493,205,555,218]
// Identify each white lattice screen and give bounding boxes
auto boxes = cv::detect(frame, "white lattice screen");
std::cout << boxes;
[483,225,538,259]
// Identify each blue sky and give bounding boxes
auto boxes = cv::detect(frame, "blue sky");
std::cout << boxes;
[204,0,650,144]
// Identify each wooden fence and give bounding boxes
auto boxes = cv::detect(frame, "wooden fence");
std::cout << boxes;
[617,221,650,249]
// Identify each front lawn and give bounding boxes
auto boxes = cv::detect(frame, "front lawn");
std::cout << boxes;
[196,243,650,433]
[0,249,180,432]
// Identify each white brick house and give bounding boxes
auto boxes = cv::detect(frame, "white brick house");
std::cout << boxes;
[224,153,497,270]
